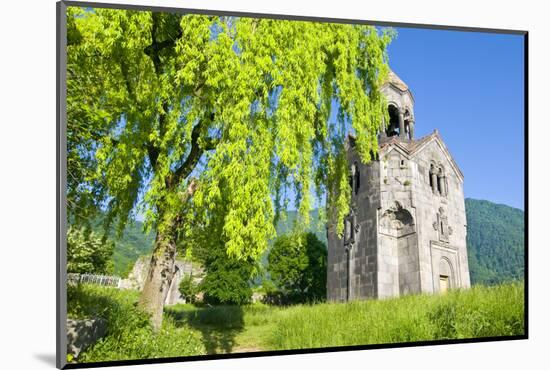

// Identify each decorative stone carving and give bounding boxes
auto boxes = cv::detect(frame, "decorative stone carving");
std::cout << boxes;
[379,201,415,237]
[344,208,359,249]
[436,207,450,243]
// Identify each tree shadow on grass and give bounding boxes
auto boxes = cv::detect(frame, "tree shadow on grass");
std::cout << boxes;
[166,305,244,354]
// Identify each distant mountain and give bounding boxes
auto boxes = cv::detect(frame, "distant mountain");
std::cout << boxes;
[465,198,524,285]
[102,199,524,285]
[88,217,155,277]
[111,221,155,277]
[274,208,327,243]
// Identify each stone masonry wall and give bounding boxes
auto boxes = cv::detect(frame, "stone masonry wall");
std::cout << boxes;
[327,135,471,301]
[377,148,420,298]
[410,138,470,292]
[327,143,380,301]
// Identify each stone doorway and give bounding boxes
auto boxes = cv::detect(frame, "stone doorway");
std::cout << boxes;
[439,275,449,293]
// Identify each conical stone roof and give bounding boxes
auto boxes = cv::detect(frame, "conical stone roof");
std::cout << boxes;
[386,69,409,92]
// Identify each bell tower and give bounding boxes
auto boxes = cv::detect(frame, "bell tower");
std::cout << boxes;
[326,69,471,302]
[380,70,416,142]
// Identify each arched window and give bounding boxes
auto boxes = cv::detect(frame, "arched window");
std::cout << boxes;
[429,163,437,193]
[386,105,400,137]
[437,167,446,197]
[404,109,412,140]
[354,162,360,194]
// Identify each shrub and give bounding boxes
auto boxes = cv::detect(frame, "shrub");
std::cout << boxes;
[67,226,114,274]
[178,274,199,304]
[199,262,254,305]
[267,232,327,304]
[194,237,256,305]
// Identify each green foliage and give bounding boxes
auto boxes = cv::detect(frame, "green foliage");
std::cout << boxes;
[105,199,525,290]
[274,209,327,243]
[269,282,524,349]
[66,7,394,267]
[465,198,524,285]
[165,303,280,354]
[267,232,327,304]
[178,274,199,304]
[67,284,205,362]
[198,252,255,306]
[67,226,114,274]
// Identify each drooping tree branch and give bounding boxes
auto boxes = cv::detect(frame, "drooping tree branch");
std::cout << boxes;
[144,12,183,75]
[169,114,218,187]
[142,13,185,172]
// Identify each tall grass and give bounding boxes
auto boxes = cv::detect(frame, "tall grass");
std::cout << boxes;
[269,282,524,350]
[67,284,206,363]
[69,282,524,361]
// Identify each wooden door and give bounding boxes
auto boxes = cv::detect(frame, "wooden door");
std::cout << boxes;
[439,275,449,293]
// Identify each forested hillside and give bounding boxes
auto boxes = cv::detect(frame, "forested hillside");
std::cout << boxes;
[465,198,524,285]
[88,217,155,277]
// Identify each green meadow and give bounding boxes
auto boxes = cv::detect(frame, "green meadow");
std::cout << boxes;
[68,281,524,362]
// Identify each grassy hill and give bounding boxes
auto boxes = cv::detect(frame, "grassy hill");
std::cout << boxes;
[103,199,524,285]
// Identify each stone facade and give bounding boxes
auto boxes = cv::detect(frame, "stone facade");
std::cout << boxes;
[122,256,203,305]
[327,70,470,301]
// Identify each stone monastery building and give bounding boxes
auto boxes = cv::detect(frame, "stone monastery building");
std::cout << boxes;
[327,70,471,301]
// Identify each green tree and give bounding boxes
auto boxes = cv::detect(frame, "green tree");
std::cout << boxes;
[178,274,199,304]
[66,7,393,330]
[267,232,327,304]
[67,226,114,274]
[199,254,255,306]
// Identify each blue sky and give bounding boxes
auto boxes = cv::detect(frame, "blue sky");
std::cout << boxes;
[386,27,525,209]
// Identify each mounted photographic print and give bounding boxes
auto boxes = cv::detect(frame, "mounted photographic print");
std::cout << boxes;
[56,1,527,368]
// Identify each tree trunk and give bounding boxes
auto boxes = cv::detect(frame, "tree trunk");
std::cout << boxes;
[138,181,196,332]
[138,224,177,332]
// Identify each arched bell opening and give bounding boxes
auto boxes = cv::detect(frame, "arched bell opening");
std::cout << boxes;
[386,104,400,137]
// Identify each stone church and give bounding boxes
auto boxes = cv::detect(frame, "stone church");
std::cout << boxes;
[327,70,471,301]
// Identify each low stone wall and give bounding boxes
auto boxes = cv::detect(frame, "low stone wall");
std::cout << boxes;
[67,318,107,359]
